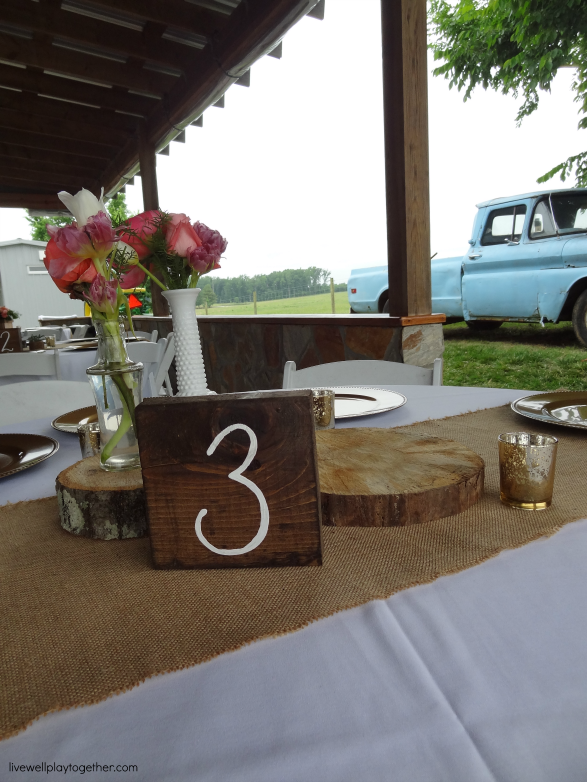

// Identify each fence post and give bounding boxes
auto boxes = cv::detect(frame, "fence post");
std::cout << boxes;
[205,298,208,315]
[253,291,257,315]
[330,277,335,314]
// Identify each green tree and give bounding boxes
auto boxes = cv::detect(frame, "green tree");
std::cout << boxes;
[200,283,217,307]
[27,192,133,241]
[429,0,587,185]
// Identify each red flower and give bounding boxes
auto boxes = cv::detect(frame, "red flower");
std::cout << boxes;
[44,237,98,295]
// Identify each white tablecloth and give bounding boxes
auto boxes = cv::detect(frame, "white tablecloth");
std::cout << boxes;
[2,386,587,782]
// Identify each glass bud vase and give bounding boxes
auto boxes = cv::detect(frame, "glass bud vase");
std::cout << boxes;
[86,320,143,471]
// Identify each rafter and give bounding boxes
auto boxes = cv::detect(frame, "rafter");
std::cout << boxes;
[0,155,103,181]
[0,107,129,147]
[0,91,140,133]
[0,140,109,168]
[0,127,116,158]
[87,0,227,37]
[0,192,67,209]
[0,0,203,73]
[0,32,176,96]
[0,63,154,115]
[0,174,88,192]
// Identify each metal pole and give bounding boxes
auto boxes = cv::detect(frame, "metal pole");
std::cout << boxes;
[330,278,335,314]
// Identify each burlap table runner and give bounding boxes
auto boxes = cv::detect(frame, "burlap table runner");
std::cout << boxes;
[2,404,587,740]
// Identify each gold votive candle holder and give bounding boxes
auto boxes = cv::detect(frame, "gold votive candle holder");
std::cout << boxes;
[498,432,558,510]
[312,389,336,430]
[78,422,101,459]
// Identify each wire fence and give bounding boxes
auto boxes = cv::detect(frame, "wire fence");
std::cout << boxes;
[201,282,347,307]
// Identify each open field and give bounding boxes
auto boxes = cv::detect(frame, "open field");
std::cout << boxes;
[198,291,349,316]
[200,292,587,391]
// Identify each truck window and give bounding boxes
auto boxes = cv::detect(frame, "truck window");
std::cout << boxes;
[481,205,527,246]
[530,199,557,239]
[550,193,587,235]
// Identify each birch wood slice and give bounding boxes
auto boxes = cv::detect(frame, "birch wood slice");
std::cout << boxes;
[56,456,147,540]
[316,428,484,527]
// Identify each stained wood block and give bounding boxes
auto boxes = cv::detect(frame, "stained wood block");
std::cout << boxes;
[56,456,147,539]
[135,390,322,569]
[0,326,22,353]
[317,428,484,526]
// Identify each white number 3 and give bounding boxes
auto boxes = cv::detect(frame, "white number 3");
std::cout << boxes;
[195,424,270,556]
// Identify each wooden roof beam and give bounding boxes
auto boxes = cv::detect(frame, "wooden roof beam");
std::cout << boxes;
[0,140,109,169]
[0,91,140,133]
[0,0,205,73]
[0,127,117,159]
[88,0,228,36]
[0,63,154,115]
[0,106,129,147]
[0,155,103,181]
[0,31,176,96]
[0,193,67,210]
[0,174,89,192]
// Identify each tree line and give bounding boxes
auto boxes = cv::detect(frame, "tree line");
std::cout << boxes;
[204,267,346,305]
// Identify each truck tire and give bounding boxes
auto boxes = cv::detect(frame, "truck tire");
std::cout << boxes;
[466,320,502,331]
[382,299,390,313]
[572,289,587,347]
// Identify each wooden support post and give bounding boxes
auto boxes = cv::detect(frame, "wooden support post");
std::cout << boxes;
[381,0,431,317]
[138,125,168,317]
[253,290,258,315]
[330,277,335,314]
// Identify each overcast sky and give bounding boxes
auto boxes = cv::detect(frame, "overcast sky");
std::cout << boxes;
[0,0,584,283]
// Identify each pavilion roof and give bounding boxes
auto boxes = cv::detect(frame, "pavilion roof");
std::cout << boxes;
[0,0,324,211]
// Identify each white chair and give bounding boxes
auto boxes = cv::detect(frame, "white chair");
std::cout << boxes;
[282,358,444,389]
[0,350,61,380]
[71,325,89,339]
[148,333,175,397]
[127,329,158,343]
[22,327,64,341]
[126,338,170,397]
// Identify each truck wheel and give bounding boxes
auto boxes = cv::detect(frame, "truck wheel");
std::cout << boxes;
[572,290,587,347]
[466,320,502,331]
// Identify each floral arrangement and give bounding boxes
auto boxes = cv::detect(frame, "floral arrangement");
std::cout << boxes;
[0,307,20,321]
[42,187,226,467]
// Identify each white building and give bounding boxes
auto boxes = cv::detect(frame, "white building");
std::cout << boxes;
[0,240,84,329]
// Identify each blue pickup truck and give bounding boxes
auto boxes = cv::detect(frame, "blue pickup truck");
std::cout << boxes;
[347,189,587,345]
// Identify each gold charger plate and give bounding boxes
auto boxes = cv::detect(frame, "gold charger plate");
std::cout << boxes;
[51,406,98,434]
[511,391,587,430]
[0,434,59,478]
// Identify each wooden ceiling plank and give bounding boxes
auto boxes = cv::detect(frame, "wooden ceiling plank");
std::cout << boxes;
[0,155,102,180]
[1,174,88,191]
[0,193,65,209]
[0,139,110,167]
[102,0,320,193]
[0,32,175,96]
[0,91,140,133]
[87,0,228,37]
[0,0,203,73]
[0,107,129,147]
[0,63,153,114]
[0,128,117,158]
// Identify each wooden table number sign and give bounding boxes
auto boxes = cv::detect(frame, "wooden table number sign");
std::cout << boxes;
[0,326,22,353]
[135,390,323,569]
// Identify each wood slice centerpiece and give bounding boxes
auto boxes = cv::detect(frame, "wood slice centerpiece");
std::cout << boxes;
[56,428,484,538]
[316,428,484,526]
[56,456,146,540]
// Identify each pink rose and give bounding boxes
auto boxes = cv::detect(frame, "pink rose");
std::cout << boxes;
[186,222,227,274]
[165,213,202,258]
[118,210,161,260]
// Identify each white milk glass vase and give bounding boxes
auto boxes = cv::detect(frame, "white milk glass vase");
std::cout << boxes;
[86,319,143,471]
[162,288,214,396]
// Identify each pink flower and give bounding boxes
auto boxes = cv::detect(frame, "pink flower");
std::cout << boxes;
[85,211,117,262]
[186,222,227,274]
[165,213,202,258]
[85,275,119,315]
[118,210,161,260]
[0,307,8,318]
[47,223,95,261]
[119,266,146,289]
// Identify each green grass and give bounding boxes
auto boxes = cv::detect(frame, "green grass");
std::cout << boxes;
[198,291,350,316]
[443,321,587,391]
[201,292,587,391]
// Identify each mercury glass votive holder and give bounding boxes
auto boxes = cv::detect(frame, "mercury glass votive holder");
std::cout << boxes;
[312,389,336,430]
[78,422,101,459]
[498,432,558,510]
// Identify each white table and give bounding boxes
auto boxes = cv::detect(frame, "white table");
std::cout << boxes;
[2,386,587,782]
